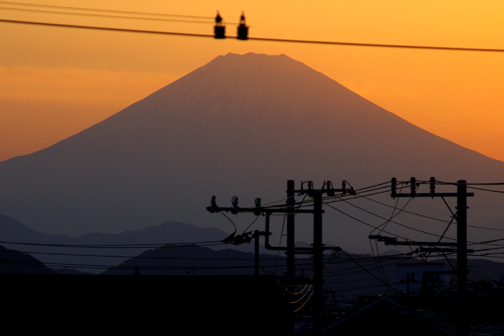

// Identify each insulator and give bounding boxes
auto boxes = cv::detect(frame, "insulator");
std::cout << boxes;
[214,11,225,39]
[237,12,248,40]
[326,181,335,196]
[222,232,235,243]
[307,181,314,197]
[208,195,218,213]
[253,198,262,215]
[215,11,223,24]
[430,177,436,195]
[214,25,225,39]
[410,177,416,195]
[391,178,397,198]
[232,196,239,208]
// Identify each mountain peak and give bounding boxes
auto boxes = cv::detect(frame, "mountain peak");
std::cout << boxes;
[132,52,383,129]
[221,51,291,58]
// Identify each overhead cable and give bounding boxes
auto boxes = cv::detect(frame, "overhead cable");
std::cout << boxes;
[0,1,213,20]
[2,18,504,53]
[0,6,214,24]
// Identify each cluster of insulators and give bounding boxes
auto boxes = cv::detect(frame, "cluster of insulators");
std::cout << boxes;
[214,11,248,40]
[391,177,436,198]
[222,232,253,245]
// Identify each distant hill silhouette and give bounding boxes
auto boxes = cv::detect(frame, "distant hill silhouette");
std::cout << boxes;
[0,53,503,253]
[0,213,232,273]
[0,245,55,274]
[101,243,504,301]
[2,214,503,303]
[102,244,285,276]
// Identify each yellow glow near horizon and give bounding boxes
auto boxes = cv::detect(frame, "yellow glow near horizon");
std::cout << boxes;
[1,1,503,162]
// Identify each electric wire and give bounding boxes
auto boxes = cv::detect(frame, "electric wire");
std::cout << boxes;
[369,184,409,293]
[358,193,452,224]
[471,237,504,245]
[0,18,214,38]
[287,284,313,305]
[240,180,391,212]
[293,289,313,313]
[219,211,237,235]
[326,181,504,249]
[382,180,504,231]
[326,199,453,241]
[0,254,300,272]
[434,180,504,186]
[240,213,262,234]
[349,189,504,232]
[7,249,280,262]
[2,17,504,53]
[467,186,504,194]
[339,249,404,296]
[325,254,416,278]
[0,239,224,249]
[0,5,214,24]
[325,202,410,241]
[0,1,214,20]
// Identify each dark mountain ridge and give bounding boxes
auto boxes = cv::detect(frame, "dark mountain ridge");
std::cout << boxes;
[0,213,231,273]
[0,245,55,274]
[2,213,503,303]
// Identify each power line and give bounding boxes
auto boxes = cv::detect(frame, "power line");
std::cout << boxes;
[13,249,277,261]
[0,18,213,38]
[358,193,452,224]
[1,258,293,272]
[434,180,504,186]
[0,1,213,20]
[326,201,453,242]
[0,239,224,249]
[0,6,214,24]
[354,181,504,232]
[340,249,404,296]
[250,36,504,53]
[2,18,504,53]
[468,186,504,194]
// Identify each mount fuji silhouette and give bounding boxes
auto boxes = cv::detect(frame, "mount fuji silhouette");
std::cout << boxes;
[1,53,503,251]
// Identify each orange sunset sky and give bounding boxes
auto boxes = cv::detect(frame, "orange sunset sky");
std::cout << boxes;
[1,1,503,162]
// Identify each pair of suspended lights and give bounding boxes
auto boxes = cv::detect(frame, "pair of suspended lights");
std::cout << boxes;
[214,11,248,40]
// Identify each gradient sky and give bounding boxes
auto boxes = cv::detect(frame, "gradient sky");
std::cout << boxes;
[1,0,503,162]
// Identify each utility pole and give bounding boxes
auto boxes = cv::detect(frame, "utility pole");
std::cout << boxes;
[206,179,346,336]
[312,190,324,336]
[456,180,469,336]
[372,177,473,336]
[286,180,296,336]
[286,180,296,286]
